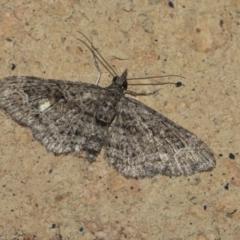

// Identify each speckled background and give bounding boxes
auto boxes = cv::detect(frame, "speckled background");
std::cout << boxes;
[0,0,239,239]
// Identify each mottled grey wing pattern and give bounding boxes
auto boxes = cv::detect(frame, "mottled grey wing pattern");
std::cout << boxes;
[0,73,215,179]
[0,76,106,157]
[107,97,215,178]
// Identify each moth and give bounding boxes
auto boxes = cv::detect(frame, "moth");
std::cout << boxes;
[0,35,215,178]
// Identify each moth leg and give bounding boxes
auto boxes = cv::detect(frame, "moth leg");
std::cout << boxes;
[125,89,160,96]
[76,31,118,84]
[90,43,102,85]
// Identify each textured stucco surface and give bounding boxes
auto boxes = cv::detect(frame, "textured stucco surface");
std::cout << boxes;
[0,0,239,239]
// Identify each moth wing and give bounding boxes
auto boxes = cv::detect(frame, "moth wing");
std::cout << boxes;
[106,97,215,178]
[0,76,104,155]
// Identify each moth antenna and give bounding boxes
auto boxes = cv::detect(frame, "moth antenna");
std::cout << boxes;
[77,31,118,77]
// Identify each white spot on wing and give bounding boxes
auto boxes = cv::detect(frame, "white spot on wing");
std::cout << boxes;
[39,101,50,112]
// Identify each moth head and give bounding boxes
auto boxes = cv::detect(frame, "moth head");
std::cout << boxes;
[112,69,128,90]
